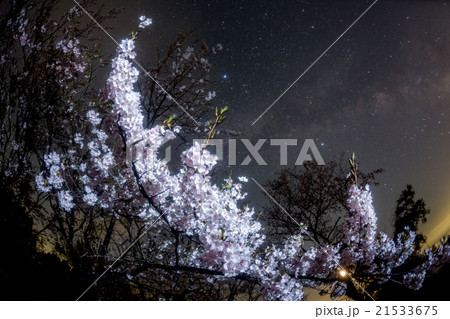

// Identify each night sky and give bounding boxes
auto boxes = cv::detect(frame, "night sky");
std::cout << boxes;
[67,0,450,245]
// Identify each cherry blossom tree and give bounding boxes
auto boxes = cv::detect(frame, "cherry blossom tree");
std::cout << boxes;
[35,18,450,300]
[2,1,449,300]
[1,0,231,300]
[262,156,450,300]
[0,0,140,299]
[261,159,383,247]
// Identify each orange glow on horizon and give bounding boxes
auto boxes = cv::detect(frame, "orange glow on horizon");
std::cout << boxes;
[423,213,450,246]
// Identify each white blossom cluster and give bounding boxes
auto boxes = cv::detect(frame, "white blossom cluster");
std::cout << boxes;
[56,39,81,57]
[50,37,86,80]
[403,235,450,290]
[139,16,152,29]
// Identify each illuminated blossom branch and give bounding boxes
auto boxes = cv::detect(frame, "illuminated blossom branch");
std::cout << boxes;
[36,18,450,300]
